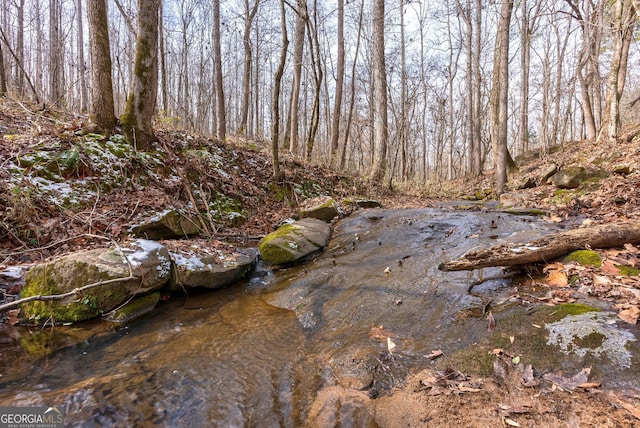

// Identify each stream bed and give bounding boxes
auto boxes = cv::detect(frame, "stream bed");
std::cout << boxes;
[1,208,639,426]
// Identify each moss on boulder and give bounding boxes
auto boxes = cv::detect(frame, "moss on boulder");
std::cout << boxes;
[259,218,331,265]
[103,292,161,324]
[20,240,171,324]
[299,196,340,222]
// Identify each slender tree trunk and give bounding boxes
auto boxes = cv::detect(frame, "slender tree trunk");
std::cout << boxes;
[399,0,407,180]
[600,0,635,141]
[158,2,168,113]
[76,0,88,112]
[472,0,482,174]
[120,0,160,150]
[272,0,289,179]
[239,0,260,136]
[304,2,323,162]
[368,0,388,183]
[288,1,306,156]
[48,0,63,105]
[491,0,514,195]
[329,0,344,165]
[518,0,530,155]
[15,0,25,96]
[87,0,116,131]
[0,40,6,96]
[339,0,365,171]
[213,0,226,140]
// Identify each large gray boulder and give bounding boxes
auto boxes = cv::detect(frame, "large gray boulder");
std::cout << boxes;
[20,239,171,324]
[259,218,331,265]
[169,247,258,290]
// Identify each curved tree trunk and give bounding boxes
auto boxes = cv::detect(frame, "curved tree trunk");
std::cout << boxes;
[121,0,160,150]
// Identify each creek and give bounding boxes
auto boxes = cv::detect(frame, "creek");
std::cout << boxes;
[1,208,639,426]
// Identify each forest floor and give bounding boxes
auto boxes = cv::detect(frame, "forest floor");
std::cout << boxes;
[1,98,640,425]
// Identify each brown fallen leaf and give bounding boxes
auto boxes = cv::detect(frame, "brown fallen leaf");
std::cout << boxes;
[601,260,622,275]
[520,364,540,388]
[543,367,591,392]
[497,404,532,416]
[503,417,521,427]
[609,391,640,420]
[546,269,569,287]
[618,306,640,324]
[487,311,496,333]
[426,349,443,360]
[576,382,601,389]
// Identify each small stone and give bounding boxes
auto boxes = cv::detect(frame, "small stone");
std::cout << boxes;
[613,164,632,175]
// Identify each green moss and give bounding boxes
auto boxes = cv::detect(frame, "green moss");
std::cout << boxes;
[617,265,640,276]
[21,261,132,324]
[564,250,602,268]
[259,223,302,264]
[547,303,600,320]
[104,292,160,323]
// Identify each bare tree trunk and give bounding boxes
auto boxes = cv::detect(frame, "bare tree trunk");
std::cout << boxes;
[490,0,514,196]
[329,0,344,166]
[272,0,289,179]
[121,0,160,150]
[399,0,407,180]
[76,0,88,111]
[213,0,226,141]
[158,2,168,113]
[472,0,482,174]
[339,0,365,171]
[287,1,306,156]
[0,40,6,96]
[87,0,116,131]
[48,0,63,105]
[304,2,323,162]
[15,0,25,96]
[368,0,388,184]
[239,0,260,136]
[600,0,635,141]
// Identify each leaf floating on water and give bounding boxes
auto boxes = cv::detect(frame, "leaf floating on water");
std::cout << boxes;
[383,266,392,275]
[487,311,496,333]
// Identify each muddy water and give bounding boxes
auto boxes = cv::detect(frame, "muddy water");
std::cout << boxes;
[1,208,638,426]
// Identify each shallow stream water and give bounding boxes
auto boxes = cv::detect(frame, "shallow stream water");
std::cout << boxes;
[1,208,638,426]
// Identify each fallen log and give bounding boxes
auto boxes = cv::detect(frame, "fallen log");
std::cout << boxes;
[438,222,640,272]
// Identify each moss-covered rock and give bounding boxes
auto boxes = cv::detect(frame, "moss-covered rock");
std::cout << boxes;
[564,249,602,268]
[20,240,171,324]
[299,196,340,222]
[259,218,331,265]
